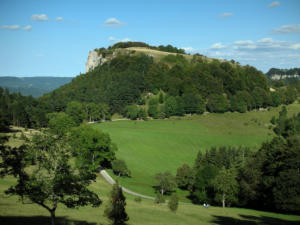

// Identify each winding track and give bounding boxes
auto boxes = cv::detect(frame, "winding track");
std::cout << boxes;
[100,170,155,200]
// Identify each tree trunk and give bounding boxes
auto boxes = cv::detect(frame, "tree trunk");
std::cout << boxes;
[50,210,56,225]
[222,193,225,208]
[161,188,164,196]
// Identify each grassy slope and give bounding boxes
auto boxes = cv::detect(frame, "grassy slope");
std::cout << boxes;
[1,175,299,225]
[93,103,300,200]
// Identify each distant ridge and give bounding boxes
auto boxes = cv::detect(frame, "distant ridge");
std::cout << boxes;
[0,76,73,97]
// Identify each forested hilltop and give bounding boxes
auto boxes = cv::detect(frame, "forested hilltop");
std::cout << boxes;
[1,42,299,130]
[41,42,299,115]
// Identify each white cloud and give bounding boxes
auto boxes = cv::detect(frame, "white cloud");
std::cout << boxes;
[211,42,226,49]
[31,14,48,21]
[108,36,117,42]
[0,25,20,30]
[219,13,233,18]
[23,25,32,31]
[120,38,130,42]
[204,37,300,72]
[271,24,300,34]
[108,37,130,42]
[183,47,195,52]
[268,1,280,8]
[104,18,125,27]
[56,17,64,21]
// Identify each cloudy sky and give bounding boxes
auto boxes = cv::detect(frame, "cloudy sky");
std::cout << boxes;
[0,0,299,76]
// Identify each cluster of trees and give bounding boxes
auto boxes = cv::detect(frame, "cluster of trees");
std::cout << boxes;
[0,87,112,131]
[266,67,300,76]
[106,41,186,54]
[172,107,300,213]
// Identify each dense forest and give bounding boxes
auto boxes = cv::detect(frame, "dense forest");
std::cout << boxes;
[266,67,300,76]
[0,42,299,130]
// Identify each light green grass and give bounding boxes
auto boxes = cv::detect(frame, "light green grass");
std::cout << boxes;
[93,103,300,200]
[1,175,299,225]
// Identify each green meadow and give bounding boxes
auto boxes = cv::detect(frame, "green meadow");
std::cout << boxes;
[93,103,300,199]
[1,175,300,225]
[1,103,300,224]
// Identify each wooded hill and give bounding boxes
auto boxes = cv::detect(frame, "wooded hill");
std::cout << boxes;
[41,42,298,115]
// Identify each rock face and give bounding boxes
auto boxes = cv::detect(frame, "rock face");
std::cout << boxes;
[85,50,108,73]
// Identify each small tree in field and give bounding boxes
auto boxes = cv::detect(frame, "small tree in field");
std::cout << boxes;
[168,194,179,213]
[112,159,131,177]
[0,132,101,225]
[155,172,177,195]
[105,182,129,225]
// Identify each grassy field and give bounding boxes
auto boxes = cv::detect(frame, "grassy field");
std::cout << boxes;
[1,103,300,224]
[93,103,300,200]
[1,175,300,225]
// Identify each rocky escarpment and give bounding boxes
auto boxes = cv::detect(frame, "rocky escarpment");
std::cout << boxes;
[85,50,108,73]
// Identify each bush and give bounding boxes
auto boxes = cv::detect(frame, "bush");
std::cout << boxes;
[154,193,165,204]
[134,196,142,203]
[168,194,179,212]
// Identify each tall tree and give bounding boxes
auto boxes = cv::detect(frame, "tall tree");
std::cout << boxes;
[213,167,238,208]
[0,132,101,225]
[105,182,129,225]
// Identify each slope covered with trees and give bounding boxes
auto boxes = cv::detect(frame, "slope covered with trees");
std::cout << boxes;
[40,42,298,120]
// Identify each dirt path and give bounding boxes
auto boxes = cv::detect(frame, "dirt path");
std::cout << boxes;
[100,170,155,200]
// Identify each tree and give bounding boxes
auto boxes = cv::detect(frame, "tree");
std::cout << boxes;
[154,172,177,195]
[112,159,131,177]
[47,112,75,137]
[124,105,139,120]
[66,101,86,126]
[168,194,179,213]
[0,132,101,225]
[207,94,229,113]
[105,182,129,225]
[69,125,117,171]
[176,163,193,190]
[182,93,205,114]
[213,167,238,208]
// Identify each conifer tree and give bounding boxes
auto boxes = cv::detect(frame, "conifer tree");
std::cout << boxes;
[105,182,129,225]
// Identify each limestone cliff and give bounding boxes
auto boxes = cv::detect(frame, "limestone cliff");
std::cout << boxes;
[85,50,108,73]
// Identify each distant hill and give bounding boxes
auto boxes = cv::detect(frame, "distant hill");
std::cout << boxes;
[266,68,300,80]
[0,76,73,97]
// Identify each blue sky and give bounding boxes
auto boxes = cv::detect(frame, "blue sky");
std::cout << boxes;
[0,0,299,77]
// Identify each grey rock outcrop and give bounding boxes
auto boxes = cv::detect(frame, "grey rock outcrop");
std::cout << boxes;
[85,50,108,73]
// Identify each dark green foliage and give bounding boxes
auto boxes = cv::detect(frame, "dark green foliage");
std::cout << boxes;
[0,132,101,225]
[176,163,193,190]
[105,182,129,225]
[182,93,205,114]
[168,194,179,212]
[66,101,86,126]
[207,94,229,113]
[112,159,131,177]
[154,172,177,195]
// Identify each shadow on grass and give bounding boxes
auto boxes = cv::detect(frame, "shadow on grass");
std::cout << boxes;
[212,214,300,225]
[0,215,100,225]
